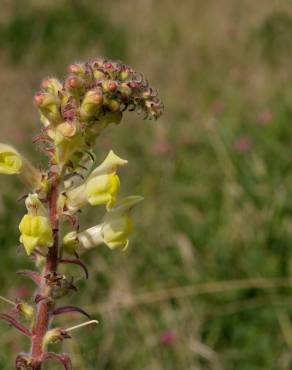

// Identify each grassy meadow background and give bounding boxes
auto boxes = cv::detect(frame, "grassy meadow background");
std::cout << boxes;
[1,0,292,369]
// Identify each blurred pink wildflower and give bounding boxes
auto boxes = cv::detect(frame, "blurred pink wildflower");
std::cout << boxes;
[256,109,273,125]
[233,136,253,153]
[160,330,177,346]
[152,140,173,157]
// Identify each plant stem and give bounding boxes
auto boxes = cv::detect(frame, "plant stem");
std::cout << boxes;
[30,172,60,369]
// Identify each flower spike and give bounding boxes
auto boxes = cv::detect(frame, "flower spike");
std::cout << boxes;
[0,56,163,369]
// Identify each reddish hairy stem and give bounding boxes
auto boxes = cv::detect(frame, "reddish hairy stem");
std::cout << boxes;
[30,174,60,370]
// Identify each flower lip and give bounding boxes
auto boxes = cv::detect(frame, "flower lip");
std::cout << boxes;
[104,195,144,216]
[89,150,128,178]
[101,214,133,250]
[100,195,143,250]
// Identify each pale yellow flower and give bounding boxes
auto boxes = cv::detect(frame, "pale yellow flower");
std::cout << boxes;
[85,173,120,208]
[63,195,143,252]
[0,143,42,190]
[66,150,127,212]
[0,143,22,174]
[101,214,133,250]
[19,194,53,255]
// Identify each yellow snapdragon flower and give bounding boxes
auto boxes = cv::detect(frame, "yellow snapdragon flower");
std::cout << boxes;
[63,195,143,251]
[101,213,133,250]
[0,143,42,190]
[19,194,53,255]
[85,172,120,209]
[0,143,23,174]
[66,150,127,212]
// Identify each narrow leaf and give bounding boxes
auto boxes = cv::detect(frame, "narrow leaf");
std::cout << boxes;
[42,352,73,370]
[0,314,31,337]
[17,270,42,285]
[53,305,91,319]
[59,258,89,279]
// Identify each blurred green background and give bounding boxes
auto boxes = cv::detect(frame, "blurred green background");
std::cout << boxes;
[1,0,292,369]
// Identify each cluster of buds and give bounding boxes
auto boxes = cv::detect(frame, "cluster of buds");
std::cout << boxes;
[0,58,163,370]
[34,58,163,170]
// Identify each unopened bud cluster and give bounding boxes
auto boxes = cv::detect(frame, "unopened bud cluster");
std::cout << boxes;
[34,58,163,170]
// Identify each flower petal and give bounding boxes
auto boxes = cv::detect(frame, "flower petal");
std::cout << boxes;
[89,150,127,177]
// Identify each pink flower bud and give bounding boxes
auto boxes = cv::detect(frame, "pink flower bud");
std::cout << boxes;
[233,136,252,153]
[34,92,61,125]
[102,80,118,93]
[160,330,176,346]
[69,63,92,82]
[80,89,104,121]
[65,76,84,90]
[41,78,62,96]
[69,63,86,75]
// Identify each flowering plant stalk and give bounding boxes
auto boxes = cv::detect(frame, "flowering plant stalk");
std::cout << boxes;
[0,58,163,369]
